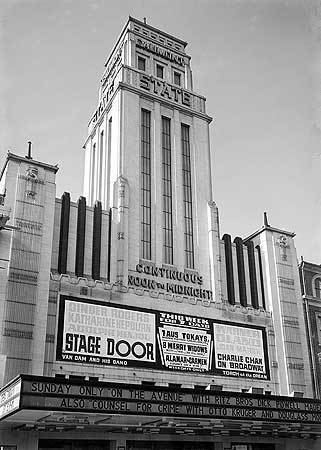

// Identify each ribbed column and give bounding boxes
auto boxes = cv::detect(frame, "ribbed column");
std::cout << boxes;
[207,201,222,302]
[92,201,102,280]
[245,240,259,308]
[234,237,247,307]
[222,234,235,305]
[256,244,266,310]
[57,192,70,274]
[75,196,86,277]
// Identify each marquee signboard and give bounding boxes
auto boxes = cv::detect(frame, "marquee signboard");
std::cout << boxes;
[213,322,268,379]
[2,375,321,424]
[56,296,270,379]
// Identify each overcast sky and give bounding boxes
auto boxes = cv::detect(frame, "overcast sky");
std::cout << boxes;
[1,0,320,262]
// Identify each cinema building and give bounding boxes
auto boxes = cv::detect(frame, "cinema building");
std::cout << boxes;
[0,16,320,450]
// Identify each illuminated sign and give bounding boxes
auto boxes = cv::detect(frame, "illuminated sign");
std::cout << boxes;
[136,37,184,66]
[213,322,269,380]
[158,312,212,372]
[139,74,192,108]
[0,380,21,420]
[57,298,156,368]
[6,374,321,424]
[128,264,213,301]
[56,296,269,379]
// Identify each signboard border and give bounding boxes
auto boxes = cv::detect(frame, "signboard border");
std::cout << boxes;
[56,295,270,380]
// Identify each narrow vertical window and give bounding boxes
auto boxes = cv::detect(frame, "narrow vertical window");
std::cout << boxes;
[157,64,164,79]
[181,124,194,268]
[106,118,112,207]
[141,109,151,260]
[91,143,96,205]
[315,278,321,299]
[174,71,181,86]
[162,117,173,265]
[138,56,146,71]
[98,130,104,200]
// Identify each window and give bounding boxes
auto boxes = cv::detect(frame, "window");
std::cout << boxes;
[106,118,112,207]
[315,278,321,299]
[91,143,96,205]
[138,56,146,71]
[98,130,104,200]
[181,124,194,268]
[162,117,173,265]
[156,64,164,79]
[173,71,181,86]
[141,109,151,260]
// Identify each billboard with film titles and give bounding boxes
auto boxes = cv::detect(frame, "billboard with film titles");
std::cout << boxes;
[56,295,270,379]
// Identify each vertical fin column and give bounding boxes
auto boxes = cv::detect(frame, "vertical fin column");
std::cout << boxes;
[207,201,222,302]
[245,240,259,309]
[222,234,235,305]
[112,176,129,286]
[234,237,247,307]
[92,200,102,280]
[57,192,70,274]
[75,196,86,277]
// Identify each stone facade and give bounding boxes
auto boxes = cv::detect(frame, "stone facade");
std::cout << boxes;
[0,15,319,450]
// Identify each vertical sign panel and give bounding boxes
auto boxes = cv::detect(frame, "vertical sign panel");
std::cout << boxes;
[212,322,269,379]
[157,312,212,372]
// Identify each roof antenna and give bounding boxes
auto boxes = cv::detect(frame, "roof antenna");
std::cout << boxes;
[143,17,147,24]
[263,211,270,227]
[26,141,32,159]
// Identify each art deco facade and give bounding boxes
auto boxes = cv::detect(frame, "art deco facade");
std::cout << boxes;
[0,16,319,450]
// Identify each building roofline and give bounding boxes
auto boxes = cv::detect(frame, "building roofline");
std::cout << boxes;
[104,16,188,68]
[299,260,321,270]
[129,16,188,47]
[244,225,296,242]
[0,152,59,179]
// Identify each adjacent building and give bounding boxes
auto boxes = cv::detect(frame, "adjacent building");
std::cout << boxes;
[300,260,321,399]
[0,16,320,450]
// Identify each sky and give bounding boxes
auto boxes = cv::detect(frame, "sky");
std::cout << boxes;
[1,0,321,262]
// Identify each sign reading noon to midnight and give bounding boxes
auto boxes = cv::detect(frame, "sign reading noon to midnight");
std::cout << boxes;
[56,296,270,380]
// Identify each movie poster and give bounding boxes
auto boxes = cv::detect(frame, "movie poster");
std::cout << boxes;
[57,297,156,367]
[157,312,212,372]
[212,322,269,379]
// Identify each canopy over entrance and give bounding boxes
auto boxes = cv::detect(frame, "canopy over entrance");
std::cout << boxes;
[1,375,321,440]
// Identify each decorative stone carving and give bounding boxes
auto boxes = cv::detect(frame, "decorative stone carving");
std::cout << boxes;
[25,190,36,200]
[277,235,289,261]
[26,166,39,181]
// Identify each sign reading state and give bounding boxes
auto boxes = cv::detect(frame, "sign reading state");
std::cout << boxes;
[56,296,269,379]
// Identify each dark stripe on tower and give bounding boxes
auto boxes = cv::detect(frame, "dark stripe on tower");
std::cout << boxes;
[245,241,259,309]
[222,234,235,305]
[75,196,86,277]
[256,245,266,310]
[58,192,70,274]
[107,208,112,282]
[234,237,247,307]
[92,201,102,280]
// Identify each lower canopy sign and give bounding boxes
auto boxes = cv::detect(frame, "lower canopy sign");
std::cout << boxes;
[56,296,269,379]
[7,375,321,425]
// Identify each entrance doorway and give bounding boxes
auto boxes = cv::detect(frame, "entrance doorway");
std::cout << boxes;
[38,441,108,450]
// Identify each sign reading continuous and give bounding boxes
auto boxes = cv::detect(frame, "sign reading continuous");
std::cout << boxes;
[56,296,270,379]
